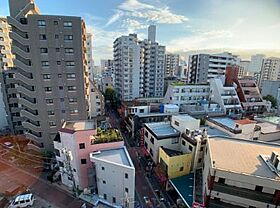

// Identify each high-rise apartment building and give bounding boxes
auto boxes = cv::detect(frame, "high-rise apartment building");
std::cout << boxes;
[6,0,90,149]
[101,59,114,75]
[238,60,251,78]
[188,52,238,83]
[114,25,165,101]
[258,57,280,88]
[164,53,180,77]
[249,54,265,73]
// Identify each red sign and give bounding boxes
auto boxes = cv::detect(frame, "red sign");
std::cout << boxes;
[192,202,205,208]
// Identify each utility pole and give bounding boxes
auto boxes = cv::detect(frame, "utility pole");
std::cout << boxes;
[62,148,78,197]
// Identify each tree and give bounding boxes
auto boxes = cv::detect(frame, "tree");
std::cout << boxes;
[104,87,119,109]
[263,94,277,108]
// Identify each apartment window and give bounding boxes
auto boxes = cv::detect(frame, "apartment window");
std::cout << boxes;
[200,147,204,151]
[47,111,55,116]
[81,159,87,164]
[69,98,77,103]
[174,121,180,126]
[70,109,78,114]
[43,74,51,80]
[54,21,58,25]
[218,178,225,184]
[103,194,107,200]
[66,61,75,66]
[65,48,74,54]
[39,34,46,40]
[63,21,72,27]
[125,173,128,179]
[61,110,66,113]
[49,121,56,127]
[38,20,46,27]
[60,98,64,102]
[125,188,128,193]
[59,86,63,90]
[102,180,106,184]
[44,87,52,92]
[40,48,48,53]
[58,74,62,78]
[64,35,73,40]
[189,145,193,151]
[57,61,61,65]
[56,48,60,52]
[67,73,76,79]
[198,158,202,163]
[139,109,144,113]
[68,86,77,91]
[112,197,116,203]
[41,61,49,67]
[102,167,105,170]
[79,143,85,149]
[55,34,59,39]
[46,99,53,104]
[179,167,184,171]
[150,137,154,144]
[255,185,263,192]
[182,140,186,146]
[149,148,153,156]
[145,131,148,138]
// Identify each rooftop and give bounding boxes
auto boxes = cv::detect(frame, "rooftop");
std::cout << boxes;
[173,114,198,122]
[145,122,180,139]
[161,147,182,157]
[62,120,96,132]
[210,117,236,129]
[91,147,133,167]
[93,128,123,144]
[256,116,280,125]
[235,119,256,125]
[208,137,280,181]
[169,173,194,207]
[256,122,280,134]
[171,82,209,86]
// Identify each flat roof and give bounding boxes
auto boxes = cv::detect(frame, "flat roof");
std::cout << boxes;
[257,122,280,134]
[208,137,280,180]
[145,122,180,139]
[173,114,198,122]
[257,116,280,125]
[170,173,194,207]
[211,117,236,129]
[62,120,96,131]
[203,126,230,137]
[91,147,133,167]
[235,119,256,125]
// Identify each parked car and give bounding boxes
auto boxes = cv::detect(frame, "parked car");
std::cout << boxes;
[9,193,34,208]
[3,142,14,149]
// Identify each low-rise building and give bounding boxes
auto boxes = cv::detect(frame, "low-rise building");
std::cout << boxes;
[203,136,280,208]
[90,147,135,208]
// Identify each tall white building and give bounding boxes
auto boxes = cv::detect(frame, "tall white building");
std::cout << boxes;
[165,53,180,77]
[90,147,135,208]
[238,60,251,78]
[249,54,265,73]
[86,33,94,80]
[114,25,165,101]
[188,52,238,83]
[258,57,280,88]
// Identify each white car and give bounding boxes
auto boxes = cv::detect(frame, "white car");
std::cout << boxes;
[9,193,35,208]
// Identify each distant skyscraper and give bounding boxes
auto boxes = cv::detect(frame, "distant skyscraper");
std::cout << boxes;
[249,54,265,73]
[114,26,165,101]
[165,53,180,77]
[188,52,238,83]
[148,25,156,43]
[5,0,90,149]
[258,57,280,88]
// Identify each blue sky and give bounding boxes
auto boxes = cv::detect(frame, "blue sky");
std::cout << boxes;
[1,0,280,64]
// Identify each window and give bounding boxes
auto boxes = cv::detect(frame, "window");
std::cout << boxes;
[125,188,128,193]
[125,173,128,179]
[54,149,60,157]
[79,143,85,149]
[63,21,72,27]
[200,147,204,151]
[54,21,58,25]
[61,110,66,113]
[189,145,193,151]
[179,167,184,171]
[149,148,153,156]
[67,73,76,79]
[81,159,87,164]
[255,185,263,192]
[64,35,73,40]
[103,180,106,184]
[57,61,61,65]
[56,48,60,52]
[66,61,75,66]
[70,109,78,114]
[44,87,52,92]
[60,98,64,102]
[174,121,180,126]
[43,74,51,80]
[58,74,62,78]
[38,20,46,26]
[112,197,116,203]
[65,48,74,54]
[39,34,46,40]
[46,99,53,104]
[102,167,105,170]
[47,110,54,116]
[103,194,107,200]
[198,158,202,163]
[139,109,144,113]
[55,34,59,39]
[49,121,56,127]
[40,48,48,53]
[218,178,225,184]
[69,98,77,103]
[150,137,154,144]
[182,140,186,146]
[145,131,148,138]
[59,86,63,90]
[41,61,49,67]
[68,86,77,91]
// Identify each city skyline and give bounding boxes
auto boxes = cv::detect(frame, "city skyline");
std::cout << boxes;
[1,0,280,63]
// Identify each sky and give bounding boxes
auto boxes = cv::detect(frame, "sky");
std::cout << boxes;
[1,0,280,64]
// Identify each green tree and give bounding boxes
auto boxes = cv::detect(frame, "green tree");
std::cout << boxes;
[104,87,119,109]
[263,94,277,108]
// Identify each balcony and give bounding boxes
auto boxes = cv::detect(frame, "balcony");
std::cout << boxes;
[9,31,29,45]
[7,16,28,32]
[17,85,35,98]
[213,183,274,204]
[25,131,41,142]
[13,59,32,72]
[20,109,38,121]
[15,73,34,85]
[22,120,41,132]
[18,97,37,109]
[12,44,30,59]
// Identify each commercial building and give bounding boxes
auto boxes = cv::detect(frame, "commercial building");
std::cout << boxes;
[114,25,165,101]
[54,120,124,191]
[203,136,280,208]
[165,53,180,77]
[90,147,135,208]
[258,57,280,88]
[6,0,90,149]
[188,52,238,83]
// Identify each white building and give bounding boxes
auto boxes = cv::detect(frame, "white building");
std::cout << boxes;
[90,147,135,208]
[114,25,165,101]
[258,57,280,88]
[89,80,105,118]
[86,33,94,81]
[249,54,265,73]
[209,77,242,116]
[165,53,180,77]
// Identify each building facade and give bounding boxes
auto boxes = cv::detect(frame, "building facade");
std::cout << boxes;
[114,25,165,101]
[86,33,94,81]
[6,0,90,149]
[258,57,280,88]
[249,54,265,73]
[164,53,179,77]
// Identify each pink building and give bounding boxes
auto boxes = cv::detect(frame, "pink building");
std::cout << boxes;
[53,120,124,191]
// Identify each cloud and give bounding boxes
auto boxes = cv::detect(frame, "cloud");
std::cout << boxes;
[105,10,124,26]
[119,0,154,11]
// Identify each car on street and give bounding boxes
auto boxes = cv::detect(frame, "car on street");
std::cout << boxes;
[9,193,35,207]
